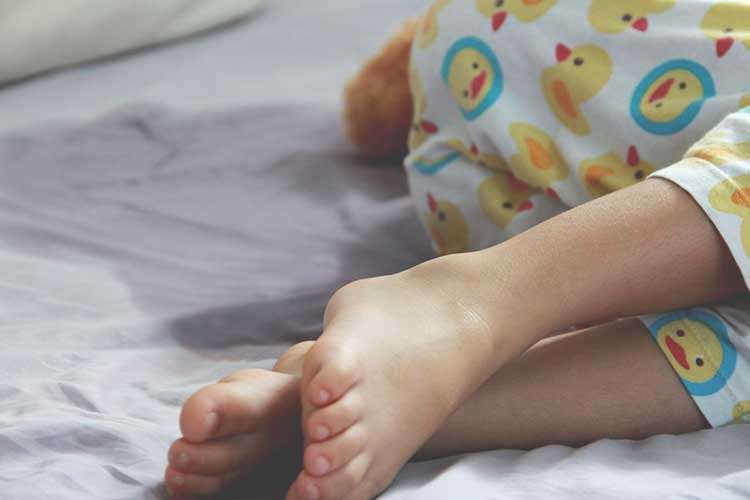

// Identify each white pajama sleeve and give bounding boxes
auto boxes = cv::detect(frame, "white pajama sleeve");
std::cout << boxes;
[650,108,750,289]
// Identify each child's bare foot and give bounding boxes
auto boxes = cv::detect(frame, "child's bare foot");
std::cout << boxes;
[287,257,515,500]
[164,342,313,498]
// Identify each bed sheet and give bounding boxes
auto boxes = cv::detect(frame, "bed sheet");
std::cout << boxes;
[1,0,749,499]
[2,101,749,500]
[0,0,424,133]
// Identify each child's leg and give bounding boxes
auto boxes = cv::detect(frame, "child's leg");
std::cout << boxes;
[165,317,706,498]
[283,178,743,500]
[167,177,744,500]
[418,318,707,459]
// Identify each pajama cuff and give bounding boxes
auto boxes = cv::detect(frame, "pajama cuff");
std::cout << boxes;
[649,159,750,293]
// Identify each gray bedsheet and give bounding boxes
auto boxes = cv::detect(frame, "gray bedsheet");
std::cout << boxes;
[2,102,750,500]
[2,0,750,496]
[0,102,434,499]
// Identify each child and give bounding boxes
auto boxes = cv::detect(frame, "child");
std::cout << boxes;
[164,2,750,499]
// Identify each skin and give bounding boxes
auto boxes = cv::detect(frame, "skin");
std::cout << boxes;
[166,177,745,499]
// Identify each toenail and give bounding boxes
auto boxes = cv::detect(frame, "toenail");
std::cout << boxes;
[201,412,218,438]
[176,452,190,468]
[314,425,330,440]
[313,456,331,475]
[316,390,330,404]
[303,483,320,500]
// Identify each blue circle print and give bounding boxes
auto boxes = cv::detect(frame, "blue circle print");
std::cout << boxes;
[630,59,715,136]
[441,37,504,122]
[413,152,460,175]
[648,309,737,397]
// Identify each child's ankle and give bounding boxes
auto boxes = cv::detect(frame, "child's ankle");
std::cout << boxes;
[405,251,553,361]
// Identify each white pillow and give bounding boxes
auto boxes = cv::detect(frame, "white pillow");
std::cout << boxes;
[0,0,264,83]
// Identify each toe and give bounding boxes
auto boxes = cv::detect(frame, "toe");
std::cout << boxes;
[293,453,370,500]
[274,341,315,375]
[304,423,366,477]
[306,391,363,442]
[304,342,360,407]
[164,466,237,498]
[179,369,300,442]
[168,433,267,476]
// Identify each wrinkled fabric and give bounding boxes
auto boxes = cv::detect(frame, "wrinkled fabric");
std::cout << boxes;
[2,102,749,500]
[0,103,432,499]
[1,0,749,497]
[0,0,265,83]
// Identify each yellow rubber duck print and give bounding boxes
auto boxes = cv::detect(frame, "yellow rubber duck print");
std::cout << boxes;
[679,127,730,166]
[442,37,504,121]
[409,65,440,151]
[630,60,715,135]
[478,173,538,228]
[701,2,750,58]
[650,310,737,396]
[709,175,750,256]
[541,43,613,136]
[509,122,569,198]
[476,0,558,32]
[589,0,676,34]
[446,138,508,171]
[417,0,451,48]
[579,145,656,198]
[684,138,750,167]
[733,401,750,424]
[741,94,750,110]
[424,192,470,255]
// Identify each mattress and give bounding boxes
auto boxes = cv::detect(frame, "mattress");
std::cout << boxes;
[1,1,749,499]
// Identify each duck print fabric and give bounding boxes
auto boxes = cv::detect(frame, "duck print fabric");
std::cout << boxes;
[405,0,750,428]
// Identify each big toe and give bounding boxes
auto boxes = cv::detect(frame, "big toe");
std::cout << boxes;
[180,369,301,443]
[303,342,361,408]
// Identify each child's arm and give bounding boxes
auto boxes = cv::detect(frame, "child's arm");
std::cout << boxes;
[419,110,750,354]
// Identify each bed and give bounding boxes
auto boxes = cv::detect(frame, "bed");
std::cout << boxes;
[1,1,749,499]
